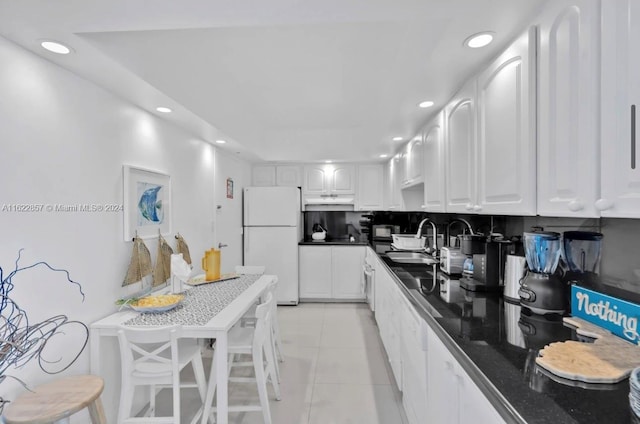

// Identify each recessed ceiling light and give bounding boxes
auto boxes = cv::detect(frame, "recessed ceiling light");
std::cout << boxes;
[325,160,332,164]
[418,101,434,108]
[464,32,495,48]
[40,40,72,55]
[379,154,388,158]
[392,137,403,141]
[156,107,172,113]
[215,140,227,144]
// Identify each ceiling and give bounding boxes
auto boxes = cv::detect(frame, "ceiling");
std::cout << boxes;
[0,0,548,163]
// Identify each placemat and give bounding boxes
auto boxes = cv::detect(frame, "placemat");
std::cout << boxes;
[124,274,259,327]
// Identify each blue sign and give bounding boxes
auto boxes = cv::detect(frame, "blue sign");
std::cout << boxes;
[571,285,640,344]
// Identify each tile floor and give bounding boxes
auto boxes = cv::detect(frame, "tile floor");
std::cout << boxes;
[163,302,408,424]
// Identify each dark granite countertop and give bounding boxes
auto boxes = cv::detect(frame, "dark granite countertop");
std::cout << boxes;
[299,238,369,246]
[376,251,635,424]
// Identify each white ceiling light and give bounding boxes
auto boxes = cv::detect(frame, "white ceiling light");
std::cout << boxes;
[40,40,72,54]
[215,139,226,144]
[464,32,495,48]
[156,106,172,113]
[418,101,434,108]
[325,160,332,164]
[392,137,403,141]
[379,154,388,158]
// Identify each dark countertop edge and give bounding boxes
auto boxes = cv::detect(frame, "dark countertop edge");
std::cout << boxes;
[370,247,534,424]
[299,240,369,246]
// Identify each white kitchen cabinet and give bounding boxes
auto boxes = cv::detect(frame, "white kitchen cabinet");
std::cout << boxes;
[427,327,505,424]
[537,0,600,217]
[298,246,332,298]
[356,164,384,210]
[252,165,277,186]
[423,111,446,212]
[252,164,302,187]
[303,164,355,195]
[299,245,365,300]
[445,79,477,213]
[331,246,366,299]
[385,155,404,210]
[600,0,640,218]
[476,27,537,215]
[399,293,428,424]
[402,135,424,188]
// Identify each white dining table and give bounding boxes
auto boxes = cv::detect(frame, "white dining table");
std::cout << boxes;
[89,274,275,424]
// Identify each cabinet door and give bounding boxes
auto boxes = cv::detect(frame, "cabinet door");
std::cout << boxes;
[304,165,329,195]
[403,136,424,187]
[386,155,404,210]
[426,328,458,424]
[331,246,365,299]
[457,364,506,424]
[476,27,536,215]
[298,246,332,298]
[276,165,301,187]
[600,0,640,217]
[537,0,600,217]
[330,165,356,194]
[445,80,477,213]
[423,111,446,212]
[357,164,384,210]
[252,165,276,186]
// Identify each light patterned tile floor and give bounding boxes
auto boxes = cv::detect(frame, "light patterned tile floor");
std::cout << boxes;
[157,302,408,424]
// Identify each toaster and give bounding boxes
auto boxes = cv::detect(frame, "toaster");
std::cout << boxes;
[440,247,466,275]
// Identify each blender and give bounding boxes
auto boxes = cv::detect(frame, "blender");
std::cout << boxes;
[518,232,567,315]
[562,231,603,286]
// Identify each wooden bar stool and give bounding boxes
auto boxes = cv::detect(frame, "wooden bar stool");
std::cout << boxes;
[4,374,106,424]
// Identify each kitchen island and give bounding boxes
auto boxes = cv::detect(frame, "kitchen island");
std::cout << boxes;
[374,249,634,424]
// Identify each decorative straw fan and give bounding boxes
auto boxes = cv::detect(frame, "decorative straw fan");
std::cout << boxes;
[123,236,152,286]
[153,234,174,287]
[175,233,192,265]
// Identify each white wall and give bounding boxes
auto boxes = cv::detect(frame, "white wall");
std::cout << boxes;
[0,35,250,417]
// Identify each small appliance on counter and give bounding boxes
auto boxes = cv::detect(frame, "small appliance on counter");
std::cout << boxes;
[312,223,327,240]
[561,231,603,286]
[440,247,466,275]
[371,224,400,253]
[518,231,567,315]
[503,254,527,303]
[460,235,509,292]
[459,234,486,277]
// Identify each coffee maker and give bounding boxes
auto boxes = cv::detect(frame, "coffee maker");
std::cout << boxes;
[562,231,603,286]
[460,236,507,292]
[518,231,567,315]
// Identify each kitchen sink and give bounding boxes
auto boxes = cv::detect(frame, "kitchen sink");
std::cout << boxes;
[385,251,439,265]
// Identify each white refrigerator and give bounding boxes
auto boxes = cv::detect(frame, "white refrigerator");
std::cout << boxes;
[243,186,301,305]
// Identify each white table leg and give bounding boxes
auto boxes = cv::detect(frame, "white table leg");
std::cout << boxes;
[89,330,100,375]
[201,334,229,424]
[216,333,228,424]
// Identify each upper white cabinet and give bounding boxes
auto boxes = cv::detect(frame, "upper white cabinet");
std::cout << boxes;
[537,0,600,217]
[423,111,446,212]
[303,164,355,195]
[357,164,384,210]
[252,164,301,187]
[402,135,424,188]
[600,0,640,217]
[385,155,404,210]
[476,27,537,215]
[445,80,477,213]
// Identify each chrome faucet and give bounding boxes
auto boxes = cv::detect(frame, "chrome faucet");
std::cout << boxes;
[415,218,438,255]
[445,218,474,247]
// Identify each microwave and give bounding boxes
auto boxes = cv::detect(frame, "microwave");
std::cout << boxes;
[372,225,400,238]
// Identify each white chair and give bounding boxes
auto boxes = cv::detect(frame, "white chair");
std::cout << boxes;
[117,324,207,424]
[234,265,266,275]
[205,292,281,424]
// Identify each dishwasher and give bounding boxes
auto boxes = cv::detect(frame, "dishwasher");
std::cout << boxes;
[362,255,375,312]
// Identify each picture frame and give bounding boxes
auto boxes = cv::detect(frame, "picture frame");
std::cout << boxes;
[123,165,171,241]
[226,178,234,199]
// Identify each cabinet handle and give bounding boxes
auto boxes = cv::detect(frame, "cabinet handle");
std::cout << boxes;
[465,203,474,211]
[594,198,614,211]
[567,200,584,212]
[473,204,482,212]
[632,104,636,170]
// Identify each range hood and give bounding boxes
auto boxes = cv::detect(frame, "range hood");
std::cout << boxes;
[303,194,355,211]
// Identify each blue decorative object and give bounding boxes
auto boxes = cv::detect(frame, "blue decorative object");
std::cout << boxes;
[137,184,163,224]
[571,285,640,344]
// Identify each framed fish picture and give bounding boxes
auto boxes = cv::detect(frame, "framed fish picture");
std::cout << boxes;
[123,165,171,241]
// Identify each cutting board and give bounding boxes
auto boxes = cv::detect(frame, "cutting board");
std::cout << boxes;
[535,317,640,383]
[186,273,239,286]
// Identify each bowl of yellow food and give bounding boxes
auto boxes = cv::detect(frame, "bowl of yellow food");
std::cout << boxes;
[127,294,185,313]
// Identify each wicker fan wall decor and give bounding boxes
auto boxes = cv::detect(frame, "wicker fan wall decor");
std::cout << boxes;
[153,234,173,287]
[123,236,152,286]
[175,233,192,265]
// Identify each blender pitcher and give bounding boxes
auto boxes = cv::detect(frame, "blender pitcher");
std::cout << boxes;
[562,231,603,286]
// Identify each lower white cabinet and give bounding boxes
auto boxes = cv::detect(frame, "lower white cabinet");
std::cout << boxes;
[399,294,428,424]
[299,246,365,300]
[427,327,506,424]
[374,266,403,389]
